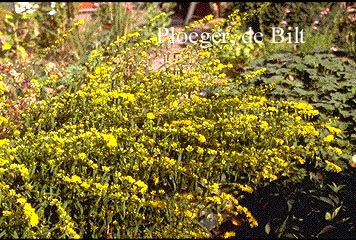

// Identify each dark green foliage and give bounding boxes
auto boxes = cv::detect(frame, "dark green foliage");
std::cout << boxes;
[241,52,356,153]
[224,2,354,53]
[237,169,356,238]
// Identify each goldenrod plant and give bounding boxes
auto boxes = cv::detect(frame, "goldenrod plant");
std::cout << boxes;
[0,4,351,238]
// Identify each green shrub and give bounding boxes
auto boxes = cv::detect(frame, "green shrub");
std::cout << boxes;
[0,2,79,62]
[224,2,352,55]
[242,52,356,155]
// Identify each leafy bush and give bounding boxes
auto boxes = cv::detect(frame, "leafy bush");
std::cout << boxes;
[242,52,356,154]
[209,5,267,69]
[224,2,353,54]
[0,2,78,62]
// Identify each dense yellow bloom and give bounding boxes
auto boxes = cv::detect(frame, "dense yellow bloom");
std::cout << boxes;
[223,231,236,238]
[325,125,342,135]
[0,139,10,148]
[23,202,39,227]
[78,153,87,160]
[260,121,269,130]
[206,196,222,205]
[103,134,118,148]
[325,146,342,155]
[16,197,26,205]
[208,183,220,193]
[135,180,148,194]
[15,196,40,227]
[0,116,8,125]
[197,134,206,143]
[325,160,342,173]
[323,134,334,142]
[196,147,204,155]
[147,112,155,120]
[299,124,319,137]
[294,155,306,164]
[2,210,12,216]
[184,210,196,220]
[70,175,82,184]
[237,184,254,193]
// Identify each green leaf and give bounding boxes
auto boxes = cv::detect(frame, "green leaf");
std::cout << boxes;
[265,221,271,235]
[277,216,289,237]
[16,45,27,60]
[4,14,14,27]
[331,205,342,219]
[339,110,351,118]
[317,225,335,237]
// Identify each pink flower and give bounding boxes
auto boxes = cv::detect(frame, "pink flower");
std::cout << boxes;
[313,26,318,30]
[281,20,287,26]
[330,46,337,52]
[122,2,133,11]
[314,19,319,25]
[285,8,291,13]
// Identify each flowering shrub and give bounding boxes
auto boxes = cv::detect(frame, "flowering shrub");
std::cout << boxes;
[0,8,349,239]
[224,2,355,55]
[0,2,78,62]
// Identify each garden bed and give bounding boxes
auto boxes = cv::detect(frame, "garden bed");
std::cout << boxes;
[0,2,355,239]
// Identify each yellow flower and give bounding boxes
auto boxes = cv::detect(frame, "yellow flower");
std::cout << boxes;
[206,196,222,205]
[197,134,206,143]
[135,180,148,194]
[80,181,90,189]
[71,175,82,184]
[323,134,334,142]
[184,210,196,220]
[325,125,342,135]
[325,160,342,173]
[23,203,39,227]
[2,210,12,216]
[102,166,111,172]
[237,184,254,193]
[325,146,342,156]
[103,134,117,148]
[75,19,85,26]
[78,153,87,160]
[172,100,179,108]
[147,112,155,120]
[16,197,26,205]
[208,183,220,193]
[0,81,5,93]
[260,121,269,130]
[223,231,236,238]
[185,145,194,152]
[196,147,204,155]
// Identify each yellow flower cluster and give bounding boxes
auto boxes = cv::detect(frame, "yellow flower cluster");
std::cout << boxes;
[47,197,80,239]
[325,160,342,173]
